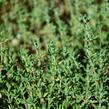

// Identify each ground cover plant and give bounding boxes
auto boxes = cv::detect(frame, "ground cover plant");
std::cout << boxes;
[0,0,109,109]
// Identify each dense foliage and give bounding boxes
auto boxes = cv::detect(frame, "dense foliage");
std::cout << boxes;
[0,0,109,109]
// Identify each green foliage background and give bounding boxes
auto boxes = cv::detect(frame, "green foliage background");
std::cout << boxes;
[0,0,109,109]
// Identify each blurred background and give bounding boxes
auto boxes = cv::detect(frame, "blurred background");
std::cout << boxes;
[0,0,109,50]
